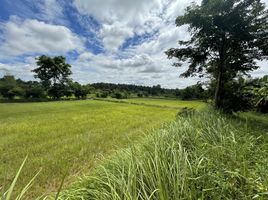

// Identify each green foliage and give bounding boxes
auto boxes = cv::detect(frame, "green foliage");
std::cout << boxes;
[248,76,268,113]
[33,55,72,88]
[91,83,177,99]
[99,91,109,98]
[71,82,89,99]
[166,0,268,110]
[0,76,47,100]
[60,109,268,200]
[0,75,24,100]
[24,82,46,99]
[32,55,72,99]
[111,91,129,99]
[206,77,254,112]
[180,83,206,100]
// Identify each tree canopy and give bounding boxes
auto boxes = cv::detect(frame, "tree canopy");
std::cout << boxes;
[166,0,268,110]
[32,55,72,89]
[32,55,72,99]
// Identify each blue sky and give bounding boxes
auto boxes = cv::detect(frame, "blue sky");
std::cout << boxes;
[0,0,267,88]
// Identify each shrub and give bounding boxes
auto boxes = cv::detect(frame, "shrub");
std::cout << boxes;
[249,76,268,113]
[137,93,143,97]
[112,91,128,99]
[220,80,253,112]
[100,91,108,98]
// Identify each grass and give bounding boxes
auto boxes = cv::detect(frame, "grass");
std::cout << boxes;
[0,99,200,199]
[95,98,206,110]
[59,109,268,200]
[125,98,206,110]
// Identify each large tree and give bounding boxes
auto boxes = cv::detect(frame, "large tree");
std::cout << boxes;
[32,55,72,99]
[166,0,268,109]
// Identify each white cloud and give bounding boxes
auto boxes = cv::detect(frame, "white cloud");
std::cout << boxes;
[75,52,156,70]
[0,17,84,56]
[0,57,36,80]
[68,0,205,88]
[38,0,65,24]
[73,0,168,51]
[1,0,267,88]
[100,22,134,52]
[73,0,163,26]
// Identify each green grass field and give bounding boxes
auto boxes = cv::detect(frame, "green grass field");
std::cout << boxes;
[95,98,206,110]
[125,98,206,109]
[0,99,203,198]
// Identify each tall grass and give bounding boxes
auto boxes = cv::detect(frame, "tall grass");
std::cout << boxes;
[1,157,41,200]
[60,109,268,200]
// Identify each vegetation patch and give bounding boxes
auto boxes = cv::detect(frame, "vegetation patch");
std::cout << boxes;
[60,109,268,200]
[0,100,181,198]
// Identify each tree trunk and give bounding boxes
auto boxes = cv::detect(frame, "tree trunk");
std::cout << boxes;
[214,34,226,109]
[214,64,224,109]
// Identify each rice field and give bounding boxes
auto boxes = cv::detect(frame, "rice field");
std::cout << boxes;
[125,98,206,109]
[0,99,201,198]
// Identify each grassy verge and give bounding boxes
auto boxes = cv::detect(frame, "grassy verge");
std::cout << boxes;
[60,109,268,200]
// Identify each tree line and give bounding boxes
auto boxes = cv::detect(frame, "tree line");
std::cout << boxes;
[0,60,267,113]
[1,0,268,113]
[0,55,209,101]
[0,73,207,102]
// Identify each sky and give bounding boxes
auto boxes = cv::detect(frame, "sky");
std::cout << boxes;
[0,0,267,89]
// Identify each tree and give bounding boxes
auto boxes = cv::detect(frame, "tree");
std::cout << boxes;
[71,82,89,99]
[32,55,72,99]
[0,75,24,100]
[24,82,46,99]
[180,83,206,100]
[166,0,268,110]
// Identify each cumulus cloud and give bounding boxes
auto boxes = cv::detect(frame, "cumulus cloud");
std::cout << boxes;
[73,0,168,52]
[75,52,156,70]
[73,0,163,26]
[0,17,84,56]
[0,57,36,79]
[100,22,134,52]
[1,0,267,88]
[69,0,200,87]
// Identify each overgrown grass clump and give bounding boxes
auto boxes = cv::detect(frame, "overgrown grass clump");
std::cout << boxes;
[60,109,268,200]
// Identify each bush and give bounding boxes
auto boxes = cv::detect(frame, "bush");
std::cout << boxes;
[137,93,143,97]
[220,81,253,112]
[100,91,108,98]
[112,91,128,99]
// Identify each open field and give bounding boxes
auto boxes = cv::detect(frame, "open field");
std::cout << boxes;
[0,99,203,198]
[125,98,206,109]
[95,98,206,110]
